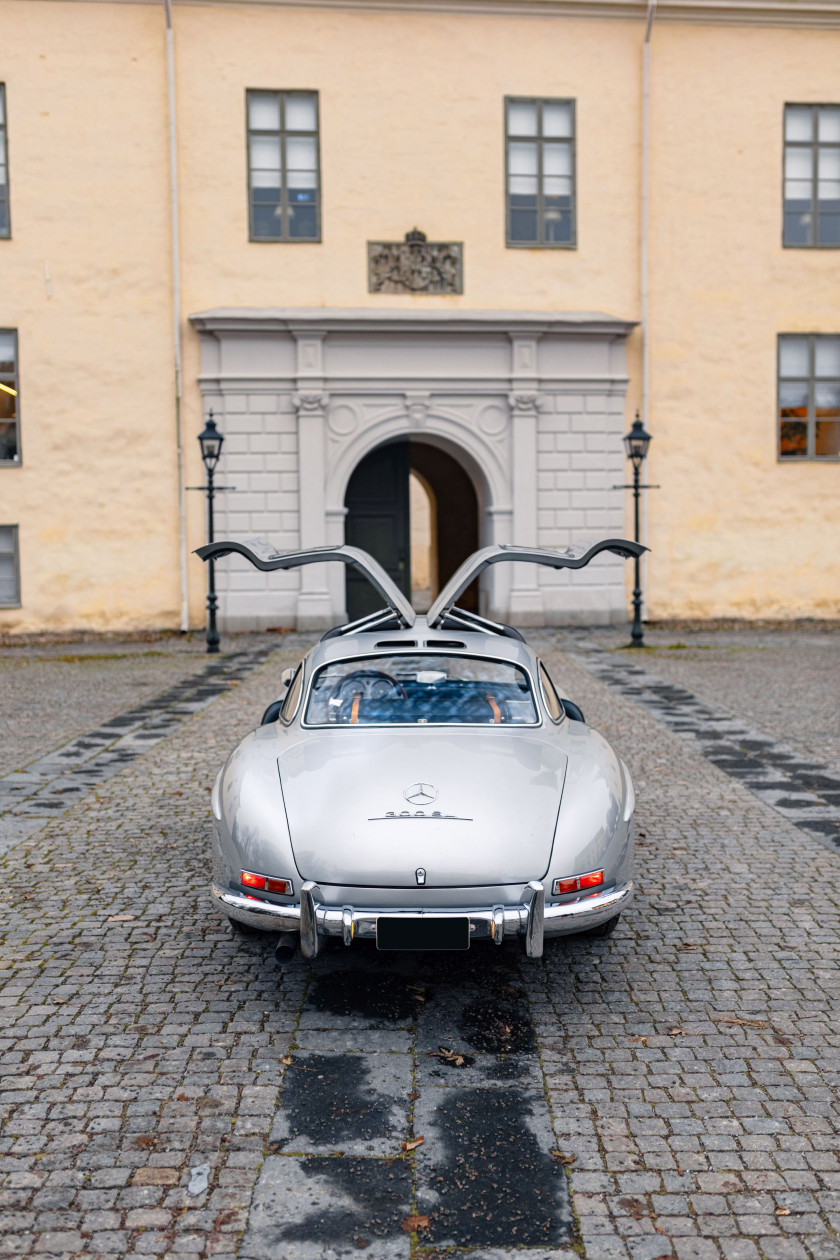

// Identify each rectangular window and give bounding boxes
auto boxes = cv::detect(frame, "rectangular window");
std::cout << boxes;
[0,525,20,607]
[247,90,320,242]
[0,85,9,238]
[783,104,840,247]
[505,97,576,248]
[778,334,840,459]
[0,330,19,463]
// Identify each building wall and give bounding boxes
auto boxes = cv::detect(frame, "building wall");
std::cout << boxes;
[648,21,840,618]
[0,0,838,631]
[0,1,185,632]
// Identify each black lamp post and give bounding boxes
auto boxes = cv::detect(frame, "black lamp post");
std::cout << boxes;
[623,413,652,648]
[198,412,224,654]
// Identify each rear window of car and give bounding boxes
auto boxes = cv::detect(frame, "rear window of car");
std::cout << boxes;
[304,653,538,726]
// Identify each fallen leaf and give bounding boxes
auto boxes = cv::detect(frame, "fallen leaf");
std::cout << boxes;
[428,1046,474,1068]
[618,1196,648,1220]
[281,1056,293,1066]
[714,1015,769,1030]
[229,680,239,686]
[551,1151,576,1165]
[775,1207,792,1216]
[668,1027,687,1036]
[107,914,135,922]
[401,1136,425,1152]
[176,1093,189,1101]
[401,1215,430,1233]
[629,1036,647,1045]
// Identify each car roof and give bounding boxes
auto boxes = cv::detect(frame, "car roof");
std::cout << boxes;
[305,616,537,672]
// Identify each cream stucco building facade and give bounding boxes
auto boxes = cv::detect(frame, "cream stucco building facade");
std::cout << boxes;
[1,0,839,632]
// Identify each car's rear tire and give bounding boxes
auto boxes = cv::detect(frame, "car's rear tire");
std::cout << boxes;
[228,915,264,938]
[581,912,621,938]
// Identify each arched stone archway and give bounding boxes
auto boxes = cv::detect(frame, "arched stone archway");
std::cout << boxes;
[342,437,481,622]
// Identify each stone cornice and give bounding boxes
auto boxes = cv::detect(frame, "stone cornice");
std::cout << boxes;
[66,0,840,30]
[189,307,637,338]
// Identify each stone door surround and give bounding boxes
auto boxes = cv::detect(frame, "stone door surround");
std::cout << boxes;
[189,308,635,630]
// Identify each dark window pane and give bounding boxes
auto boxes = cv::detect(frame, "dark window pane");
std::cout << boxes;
[252,202,283,238]
[779,420,808,457]
[0,197,6,237]
[288,202,318,239]
[817,212,840,244]
[815,419,840,456]
[784,207,813,245]
[509,206,538,242]
[0,420,17,461]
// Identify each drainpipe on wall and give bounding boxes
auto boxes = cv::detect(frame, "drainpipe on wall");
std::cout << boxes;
[640,0,656,619]
[164,0,189,632]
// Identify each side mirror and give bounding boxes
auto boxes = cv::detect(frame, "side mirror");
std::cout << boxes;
[280,667,296,689]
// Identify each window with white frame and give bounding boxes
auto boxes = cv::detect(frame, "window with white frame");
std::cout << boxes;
[0,330,19,463]
[247,90,320,242]
[783,105,840,247]
[778,334,840,460]
[0,526,20,606]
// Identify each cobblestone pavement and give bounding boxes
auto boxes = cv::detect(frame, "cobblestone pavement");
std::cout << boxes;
[581,628,840,775]
[2,632,840,1260]
[546,633,840,853]
[0,637,268,776]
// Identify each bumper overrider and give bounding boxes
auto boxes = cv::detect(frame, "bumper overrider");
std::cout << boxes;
[211,878,633,960]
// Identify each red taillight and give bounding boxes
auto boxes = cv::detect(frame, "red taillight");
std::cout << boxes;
[552,869,605,895]
[553,877,579,895]
[267,878,293,895]
[241,871,267,890]
[241,871,293,895]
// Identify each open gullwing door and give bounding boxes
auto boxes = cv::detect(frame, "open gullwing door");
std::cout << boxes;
[194,537,416,630]
[426,539,647,629]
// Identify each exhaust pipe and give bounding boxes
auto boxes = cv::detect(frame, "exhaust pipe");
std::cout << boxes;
[274,933,298,963]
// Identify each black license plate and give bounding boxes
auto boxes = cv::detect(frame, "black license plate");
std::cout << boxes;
[376,916,470,951]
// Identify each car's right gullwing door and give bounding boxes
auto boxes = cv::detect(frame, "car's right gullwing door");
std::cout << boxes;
[426,539,647,629]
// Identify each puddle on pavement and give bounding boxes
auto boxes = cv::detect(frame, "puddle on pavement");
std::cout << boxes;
[307,969,424,1022]
[416,1087,572,1248]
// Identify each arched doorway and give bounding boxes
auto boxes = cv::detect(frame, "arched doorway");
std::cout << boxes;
[344,439,480,621]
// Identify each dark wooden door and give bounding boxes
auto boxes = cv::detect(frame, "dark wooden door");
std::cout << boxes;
[344,441,411,621]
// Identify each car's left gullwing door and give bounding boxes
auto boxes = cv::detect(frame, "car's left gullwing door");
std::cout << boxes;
[194,537,416,629]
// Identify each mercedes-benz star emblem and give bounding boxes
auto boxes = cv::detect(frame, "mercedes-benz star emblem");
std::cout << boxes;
[404,782,438,805]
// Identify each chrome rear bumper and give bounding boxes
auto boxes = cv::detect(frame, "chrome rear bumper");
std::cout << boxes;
[211,879,633,960]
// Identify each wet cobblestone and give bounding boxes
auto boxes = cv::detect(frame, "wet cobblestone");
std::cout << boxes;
[1,630,839,1260]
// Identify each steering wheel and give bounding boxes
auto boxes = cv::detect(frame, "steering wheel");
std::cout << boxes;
[328,669,408,711]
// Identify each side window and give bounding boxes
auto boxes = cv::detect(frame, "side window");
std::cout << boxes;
[247,90,320,242]
[783,104,840,248]
[778,334,840,460]
[0,329,19,463]
[539,663,564,723]
[282,664,304,722]
[0,525,20,606]
[505,96,576,248]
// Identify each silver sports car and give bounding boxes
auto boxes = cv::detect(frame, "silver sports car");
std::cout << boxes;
[197,537,644,960]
